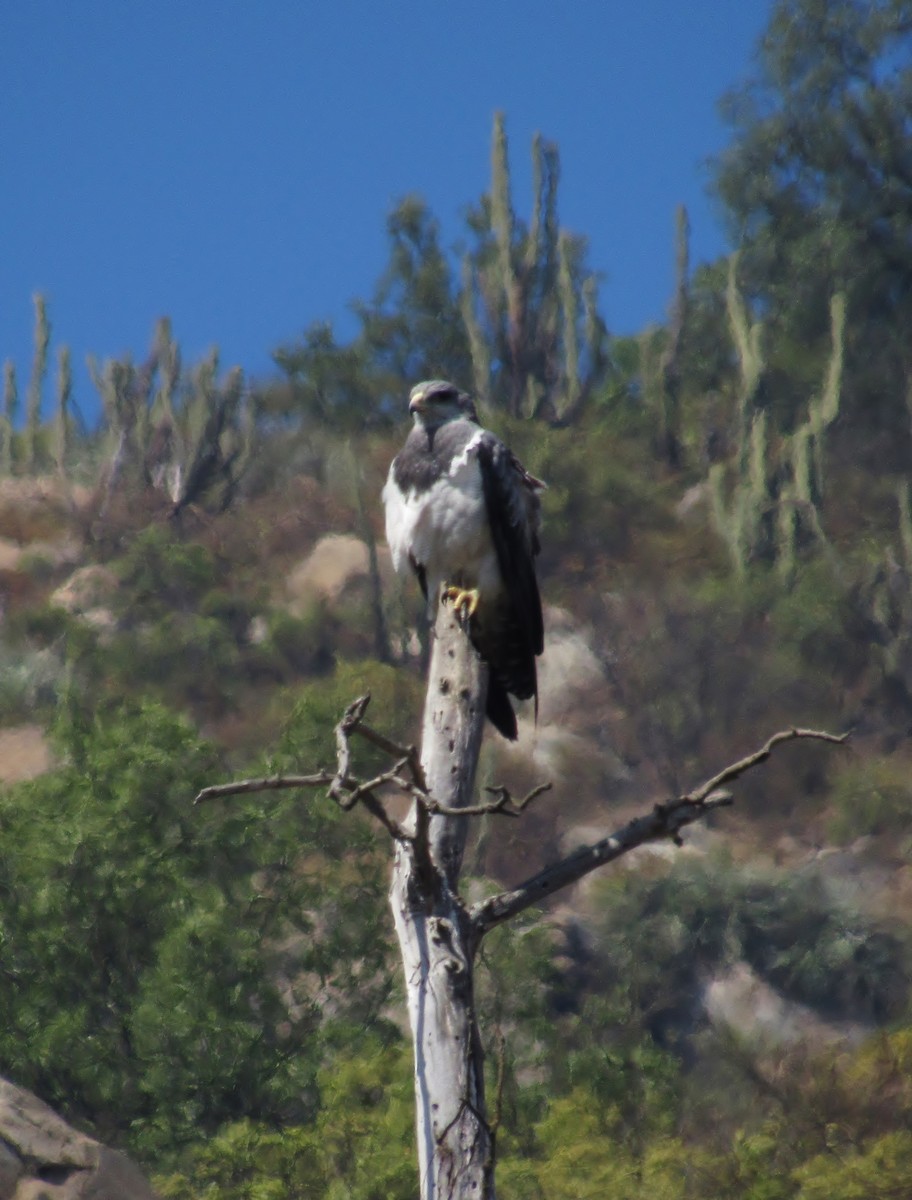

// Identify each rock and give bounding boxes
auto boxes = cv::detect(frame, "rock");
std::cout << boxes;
[0,1077,158,1199]
[703,962,866,1050]
[21,538,83,571]
[0,478,93,546]
[285,534,393,611]
[536,608,608,724]
[492,607,628,802]
[50,567,119,625]
[0,726,53,784]
[675,481,709,520]
[0,541,24,572]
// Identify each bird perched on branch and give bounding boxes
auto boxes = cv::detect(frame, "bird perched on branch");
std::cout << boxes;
[383,379,545,739]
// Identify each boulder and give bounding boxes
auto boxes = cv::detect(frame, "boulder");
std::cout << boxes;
[703,962,867,1050]
[0,726,52,784]
[0,1077,158,1199]
[49,566,119,631]
[50,566,118,616]
[285,534,393,612]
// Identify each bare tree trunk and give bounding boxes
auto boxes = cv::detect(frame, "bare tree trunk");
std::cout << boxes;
[199,690,846,1199]
[389,594,494,1200]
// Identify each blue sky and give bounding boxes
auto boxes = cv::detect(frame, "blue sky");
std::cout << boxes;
[2,2,771,415]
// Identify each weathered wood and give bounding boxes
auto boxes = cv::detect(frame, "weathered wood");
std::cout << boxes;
[424,601,489,885]
[389,594,493,1200]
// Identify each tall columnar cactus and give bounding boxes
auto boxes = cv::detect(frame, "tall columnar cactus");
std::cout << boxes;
[638,206,691,468]
[25,293,50,473]
[773,291,846,581]
[657,205,690,468]
[707,255,769,578]
[460,256,490,404]
[1,361,17,475]
[460,113,606,423]
[709,409,770,580]
[724,251,765,466]
[857,481,912,694]
[151,316,180,427]
[54,345,72,478]
[490,112,522,412]
[709,255,845,582]
[557,230,581,417]
[89,322,251,519]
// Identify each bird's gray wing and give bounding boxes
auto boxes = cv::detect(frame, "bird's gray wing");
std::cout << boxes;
[476,432,544,658]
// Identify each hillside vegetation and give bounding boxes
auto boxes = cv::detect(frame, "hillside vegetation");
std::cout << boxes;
[2,3,912,1195]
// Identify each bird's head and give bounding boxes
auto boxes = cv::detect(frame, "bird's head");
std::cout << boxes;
[408,380,478,428]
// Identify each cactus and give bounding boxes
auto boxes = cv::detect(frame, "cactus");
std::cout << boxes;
[557,230,581,418]
[89,322,252,520]
[1,361,17,474]
[724,252,765,467]
[709,409,770,580]
[857,482,912,691]
[460,113,606,423]
[460,256,491,404]
[54,345,72,478]
[655,205,690,468]
[151,316,180,426]
[710,254,845,582]
[25,293,50,473]
[775,291,846,581]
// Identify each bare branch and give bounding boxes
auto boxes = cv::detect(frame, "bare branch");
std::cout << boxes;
[194,772,337,804]
[350,787,411,842]
[415,780,553,819]
[346,702,427,794]
[469,728,847,938]
[687,727,848,802]
[344,757,412,809]
[484,781,553,813]
[330,693,372,803]
[195,763,411,841]
[196,694,413,841]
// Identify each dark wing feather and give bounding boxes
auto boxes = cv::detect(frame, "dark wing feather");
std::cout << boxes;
[475,434,543,712]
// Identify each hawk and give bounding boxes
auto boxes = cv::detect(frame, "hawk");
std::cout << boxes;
[383,379,544,739]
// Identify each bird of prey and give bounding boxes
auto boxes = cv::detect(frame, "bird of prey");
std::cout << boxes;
[383,379,544,739]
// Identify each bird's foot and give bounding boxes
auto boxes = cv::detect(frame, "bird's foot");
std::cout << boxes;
[442,585,480,622]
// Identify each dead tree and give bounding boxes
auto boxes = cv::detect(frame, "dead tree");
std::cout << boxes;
[197,596,846,1200]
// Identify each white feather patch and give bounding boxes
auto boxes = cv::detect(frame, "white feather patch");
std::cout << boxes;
[383,433,501,602]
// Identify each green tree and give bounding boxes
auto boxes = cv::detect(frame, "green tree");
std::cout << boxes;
[274,196,471,432]
[713,0,912,437]
[0,684,397,1157]
[794,1131,912,1200]
[272,320,380,432]
[355,195,473,391]
[156,1040,415,1200]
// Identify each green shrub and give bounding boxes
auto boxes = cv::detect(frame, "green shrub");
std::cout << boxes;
[265,605,335,676]
[587,855,909,1029]
[114,526,219,620]
[828,756,912,844]
[155,1040,415,1200]
[0,696,396,1158]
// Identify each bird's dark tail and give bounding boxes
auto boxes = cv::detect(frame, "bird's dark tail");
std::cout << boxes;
[485,674,518,740]
[472,603,537,739]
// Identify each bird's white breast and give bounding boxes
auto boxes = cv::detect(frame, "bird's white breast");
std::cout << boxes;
[383,430,500,596]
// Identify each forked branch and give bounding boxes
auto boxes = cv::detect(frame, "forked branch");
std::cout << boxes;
[192,694,547,842]
[195,708,847,939]
[468,727,848,937]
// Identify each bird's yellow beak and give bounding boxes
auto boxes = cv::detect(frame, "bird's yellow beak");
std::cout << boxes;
[408,388,428,415]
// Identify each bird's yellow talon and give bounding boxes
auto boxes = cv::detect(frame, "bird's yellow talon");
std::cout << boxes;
[442,585,480,620]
